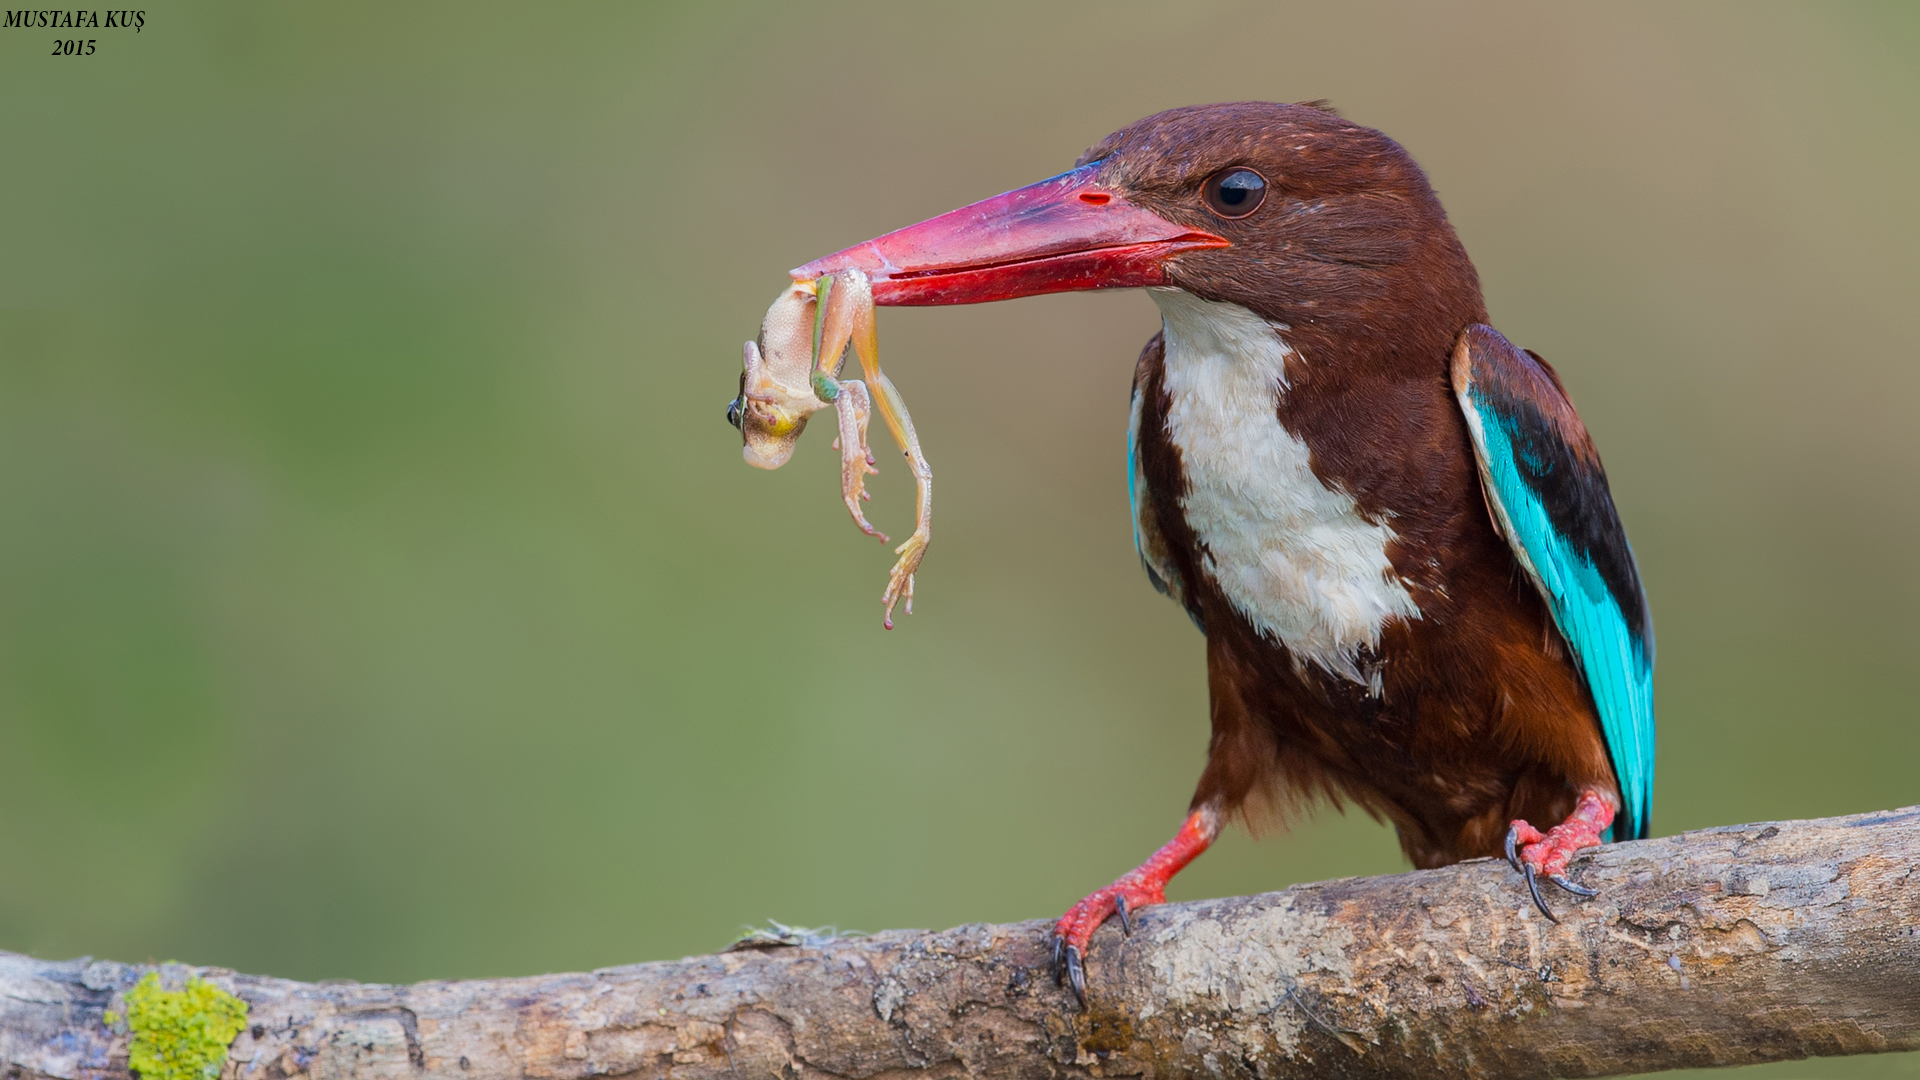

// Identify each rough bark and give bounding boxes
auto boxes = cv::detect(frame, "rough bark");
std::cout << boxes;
[4,808,1917,1080]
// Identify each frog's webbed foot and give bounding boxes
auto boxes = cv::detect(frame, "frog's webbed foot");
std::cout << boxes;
[882,526,929,630]
[831,380,885,542]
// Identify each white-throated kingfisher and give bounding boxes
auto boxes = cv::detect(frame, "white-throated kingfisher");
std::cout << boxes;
[790,102,1656,1006]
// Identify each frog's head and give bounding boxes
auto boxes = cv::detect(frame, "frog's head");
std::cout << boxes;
[730,356,813,468]
[729,281,829,469]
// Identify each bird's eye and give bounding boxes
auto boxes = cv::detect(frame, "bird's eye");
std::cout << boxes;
[1202,168,1267,219]
[725,398,744,429]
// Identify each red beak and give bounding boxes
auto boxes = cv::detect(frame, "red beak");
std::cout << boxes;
[792,164,1229,306]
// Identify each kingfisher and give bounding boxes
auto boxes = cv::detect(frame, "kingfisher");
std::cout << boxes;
[792,101,1655,1004]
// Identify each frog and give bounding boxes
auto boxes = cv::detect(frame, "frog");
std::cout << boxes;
[728,268,933,628]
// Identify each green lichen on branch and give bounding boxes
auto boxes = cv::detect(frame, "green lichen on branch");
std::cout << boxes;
[103,971,249,1080]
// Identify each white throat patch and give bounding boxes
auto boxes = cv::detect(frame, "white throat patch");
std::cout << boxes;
[1151,289,1421,690]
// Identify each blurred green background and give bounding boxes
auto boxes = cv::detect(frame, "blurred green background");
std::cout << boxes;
[2,2,1916,1076]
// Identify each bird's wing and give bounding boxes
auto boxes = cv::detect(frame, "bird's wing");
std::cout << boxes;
[1451,324,1655,840]
[1128,333,1200,629]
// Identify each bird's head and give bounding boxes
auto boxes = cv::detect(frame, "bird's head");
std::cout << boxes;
[796,101,1483,359]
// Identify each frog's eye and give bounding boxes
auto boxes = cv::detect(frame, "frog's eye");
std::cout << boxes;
[725,398,744,429]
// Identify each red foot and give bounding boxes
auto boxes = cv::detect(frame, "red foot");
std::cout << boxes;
[1506,788,1615,921]
[1051,808,1216,1006]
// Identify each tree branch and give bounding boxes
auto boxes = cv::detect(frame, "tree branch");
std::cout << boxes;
[5,807,1917,1080]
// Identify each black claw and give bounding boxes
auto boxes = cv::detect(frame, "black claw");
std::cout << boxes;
[1050,935,1064,986]
[1115,895,1132,936]
[1549,874,1598,898]
[1064,945,1087,1008]
[1524,863,1559,923]
[1504,825,1522,872]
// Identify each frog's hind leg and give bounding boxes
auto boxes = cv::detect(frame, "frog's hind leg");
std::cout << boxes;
[821,267,934,629]
[847,306,932,626]
[866,370,932,628]
[833,380,885,541]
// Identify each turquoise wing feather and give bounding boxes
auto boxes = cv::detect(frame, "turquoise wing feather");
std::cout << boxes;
[1128,333,1201,631]
[1452,325,1655,840]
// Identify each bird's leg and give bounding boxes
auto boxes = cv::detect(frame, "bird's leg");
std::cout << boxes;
[1052,805,1219,1007]
[833,268,932,629]
[1506,788,1614,921]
